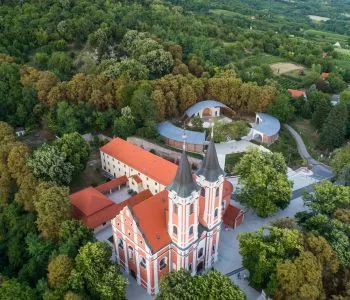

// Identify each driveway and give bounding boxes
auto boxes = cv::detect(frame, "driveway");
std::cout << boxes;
[284,124,333,180]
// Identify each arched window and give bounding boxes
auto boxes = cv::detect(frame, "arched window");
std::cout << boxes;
[173,203,178,214]
[215,188,219,197]
[201,188,206,197]
[118,239,124,249]
[214,208,219,218]
[140,257,146,268]
[128,246,134,260]
[173,225,178,235]
[198,248,204,258]
[190,203,194,215]
[189,226,193,236]
[160,257,167,270]
[222,200,226,211]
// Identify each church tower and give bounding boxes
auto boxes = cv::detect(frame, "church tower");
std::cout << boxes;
[196,138,225,229]
[167,149,201,250]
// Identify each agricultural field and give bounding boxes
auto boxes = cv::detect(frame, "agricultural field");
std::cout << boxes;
[304,29,349,44]
[308,15,330,22]
[244,54,286,66]
[335,48,350,56]
[270,62,304,75]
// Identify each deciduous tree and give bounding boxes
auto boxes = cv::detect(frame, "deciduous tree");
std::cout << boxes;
[28,144,74,185]
[34,182,71,240]
[236,149,292,217]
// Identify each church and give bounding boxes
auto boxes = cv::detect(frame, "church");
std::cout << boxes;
[101,137,236,295]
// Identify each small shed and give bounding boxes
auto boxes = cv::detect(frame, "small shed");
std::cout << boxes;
[223,205,244,228]
[15,128,25,137]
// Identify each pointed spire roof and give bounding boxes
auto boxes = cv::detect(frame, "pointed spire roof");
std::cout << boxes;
[167,151,200,198]
[197,139,224,182]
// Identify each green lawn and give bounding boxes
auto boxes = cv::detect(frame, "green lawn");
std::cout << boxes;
[267,128,305,168]
[291,118,330,164]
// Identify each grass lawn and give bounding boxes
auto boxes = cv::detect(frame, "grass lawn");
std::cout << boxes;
[267,128,305,169]
[70,150,107,193]
[290,118,330,164]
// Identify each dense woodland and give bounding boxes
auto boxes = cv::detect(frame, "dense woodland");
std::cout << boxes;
[1,0,350,299]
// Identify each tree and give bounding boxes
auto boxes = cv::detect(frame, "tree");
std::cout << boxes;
[14,173,38,212]
[190,115,203,131]
[0,63,23,125]
[54,132,90,177]
[236,149,292,217]
[70,242,127,299]
[139,49,173,77]
[113,106,136,139]
[0,279,36,300]
[48,255,73,288]
[0,162,12,208]
[7,143,30,184]
[34,182,71,240]
[328,72,346,93]
[318,103,348,150]
[303,180,350,216]
[58,219,94,258]
[102,59,149,80]
[28,144,74,185]
[48,52,74,79]
[274,251,324,300]
[311,96,331,129]
[239,226,301,292]
[267,94,295,123]
[331,144,350,185]
[340,90,350,105]
[157,270,245,300]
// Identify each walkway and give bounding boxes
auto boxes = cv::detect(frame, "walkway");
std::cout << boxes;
[284,124,333,180]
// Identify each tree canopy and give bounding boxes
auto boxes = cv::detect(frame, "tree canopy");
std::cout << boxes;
[236,149,292,217]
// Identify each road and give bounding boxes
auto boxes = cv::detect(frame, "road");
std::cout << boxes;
[284,124,333,180]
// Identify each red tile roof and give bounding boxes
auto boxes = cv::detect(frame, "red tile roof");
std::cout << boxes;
[95,176,128,193]
[321,72,329,79]
[131,174,142,184]
[119,189,153,210]
[223,179,233,198]
[223,205,243,227]
[100,138,178,186]
[70,187,119,229]
[131,190,171,253]
[288,89,306,98]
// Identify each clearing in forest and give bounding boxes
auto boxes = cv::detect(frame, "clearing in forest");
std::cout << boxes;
[270,62,304,75]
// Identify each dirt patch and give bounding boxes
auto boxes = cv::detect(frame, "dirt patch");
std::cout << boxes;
[20,128,56,149]
[270,63,304,75]
[70,150,107,193]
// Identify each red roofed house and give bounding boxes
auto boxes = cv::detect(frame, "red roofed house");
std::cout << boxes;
[288,89,307,99]
[321,72,329,79]
[100,138,242,295]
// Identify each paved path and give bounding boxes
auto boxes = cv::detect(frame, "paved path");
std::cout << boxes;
[284,124,333,180]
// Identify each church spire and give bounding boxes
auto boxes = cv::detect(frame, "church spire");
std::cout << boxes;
[167,131,200,197]
[197,127,224,182]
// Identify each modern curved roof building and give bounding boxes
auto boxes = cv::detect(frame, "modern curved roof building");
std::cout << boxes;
[157,121,206,153]
[251,113,280,145]
[184,100,231,119]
